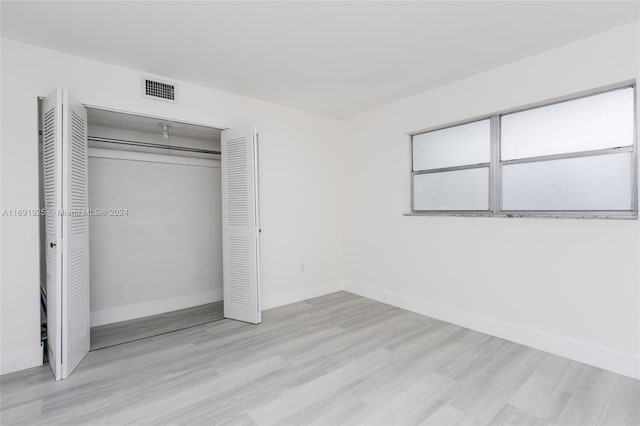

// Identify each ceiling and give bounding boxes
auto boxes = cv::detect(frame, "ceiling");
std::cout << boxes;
[2,1,639,119]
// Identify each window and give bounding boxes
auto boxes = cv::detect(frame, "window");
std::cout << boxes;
[410,85,637,218]
[412,119,490,211]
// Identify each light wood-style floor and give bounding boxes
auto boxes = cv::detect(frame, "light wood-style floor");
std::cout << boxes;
[90,301,224,350]
[1,292,638,425]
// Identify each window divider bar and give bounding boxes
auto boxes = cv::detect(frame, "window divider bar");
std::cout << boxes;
[489,115,501,213]
[407,211,493,216]
[631,85,638,214]
[412,162,490,175]
[410,136,415,211]
[500,146,634,166]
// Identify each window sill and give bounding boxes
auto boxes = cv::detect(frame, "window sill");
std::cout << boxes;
[403,211,639,220]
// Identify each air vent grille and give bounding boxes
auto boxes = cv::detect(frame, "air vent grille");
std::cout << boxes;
[142,77,176,102]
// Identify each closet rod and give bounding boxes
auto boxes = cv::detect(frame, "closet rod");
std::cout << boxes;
[87,136,221,155]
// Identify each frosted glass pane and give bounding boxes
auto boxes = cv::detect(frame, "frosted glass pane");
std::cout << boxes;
[502,88,634,160]
[413,119,490,170]
[502,153,632,211]
[413,167,489,211]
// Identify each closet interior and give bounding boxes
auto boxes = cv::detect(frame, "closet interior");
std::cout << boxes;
[86,108,225,349]
[40,89,261,381]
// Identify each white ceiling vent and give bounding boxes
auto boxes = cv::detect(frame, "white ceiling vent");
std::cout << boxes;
[141,76,177,103]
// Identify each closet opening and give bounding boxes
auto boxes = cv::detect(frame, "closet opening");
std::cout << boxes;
[40,89,261,381]
[85,107,225,350]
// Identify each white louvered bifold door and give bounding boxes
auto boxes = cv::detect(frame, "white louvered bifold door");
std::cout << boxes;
[61,90,90,379]
[42,90,64,381]
[221,127,261,324]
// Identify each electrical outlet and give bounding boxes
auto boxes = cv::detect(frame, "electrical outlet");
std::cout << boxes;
[300,262,305,272]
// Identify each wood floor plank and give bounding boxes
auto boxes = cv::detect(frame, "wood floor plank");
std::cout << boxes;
[486,403,550,426]
[247,349,392,425]
[592,375,640,426]
[352,371,457,426]
[419,404,466,426]
[508,355,582,423]
[1,291,638,426]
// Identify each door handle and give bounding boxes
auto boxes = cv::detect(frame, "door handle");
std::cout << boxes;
[50,242,56,248]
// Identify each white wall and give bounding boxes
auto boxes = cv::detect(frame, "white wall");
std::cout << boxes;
[0,38,344,374]
[88,143,222,326]
[341,21,640,379]
[87,125,223,325]
[2,22,639,379]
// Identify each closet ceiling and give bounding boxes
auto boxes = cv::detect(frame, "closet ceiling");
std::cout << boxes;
[2,1,639,118]
[87,108,221,141]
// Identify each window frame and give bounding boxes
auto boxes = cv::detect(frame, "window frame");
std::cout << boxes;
[408,81,638,219]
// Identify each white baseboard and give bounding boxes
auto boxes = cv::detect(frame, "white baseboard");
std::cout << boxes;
[343,279,640,380]
[91,281,345,326]
[262,280,345,311]
[91,289,223,327]
[10,279,637,381]
[1,345,43,376]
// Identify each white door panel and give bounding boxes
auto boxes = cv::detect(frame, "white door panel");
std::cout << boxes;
[41,89,90,380]
[42,89,63,381]
[221,127,261,324]
[61,90,90,379]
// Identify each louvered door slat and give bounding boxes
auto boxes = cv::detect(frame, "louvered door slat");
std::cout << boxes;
[61,90,91,379]
[222,127,261,324]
